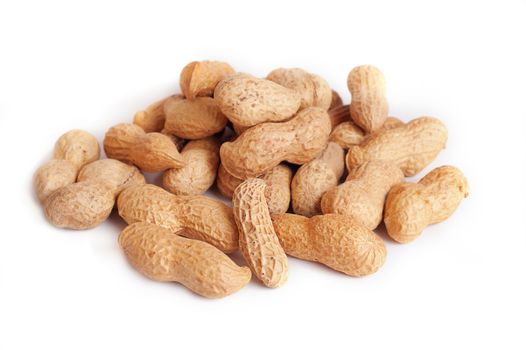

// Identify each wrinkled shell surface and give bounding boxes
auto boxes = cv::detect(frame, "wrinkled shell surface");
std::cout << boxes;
[163,137,220,196]
[34,159,78,202]
[321,161,404,229]
[180,61,235,100]
[384,165,469,243]
[291,142,344,217]
[163,97,228,139]
[272,213,386,276]
[346,117,448,176]
[119,222,251,298]
[328,104,352,130]
[44,181,114,229]
[215,73,301,127]
[220,107,331,179]
[118,184,238,252]
[233,179,288,288]
[133,94,184,133]
[329,90,343,110]
[329,120,365,149]
[77,159,145,197]
[347,65,389,133]
[53,129,100,169]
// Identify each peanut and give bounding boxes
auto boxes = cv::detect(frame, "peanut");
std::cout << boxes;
[214,73,301,127]
[162,137,220,196]
[180,61,235,100]
[117,184,238,252]
[163,97,228,139]
[347,65,389,132]
[34,129,100,201]
[233,179,288,288]
[267,68,332,110]
[329,116,404,149]
[384,165,469,243]
[271,213,386,276]
[328,104,351,130]
[216,164,292,214]
[133,94,184,133]
[329,89,343,110]
[346,117,447,176]
[321,161,404,229]
[119,222,251,298]
[44,159,145,229]
[220,107,331,179]
[104,123,185,172]
[291,142,344,217]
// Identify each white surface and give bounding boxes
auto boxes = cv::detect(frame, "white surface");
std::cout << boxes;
[1,1,525,349]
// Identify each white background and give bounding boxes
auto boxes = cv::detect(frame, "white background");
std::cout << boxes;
[1,1,525,349]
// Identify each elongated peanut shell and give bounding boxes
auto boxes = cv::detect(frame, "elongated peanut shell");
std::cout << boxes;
[272,213,386,276]
[321,161,404,229]
[118,184,238,252]
[233,179,288,288]
[220,107,331,179]
[133,94,184,133]
[119,222,251,298]
[34,159,78,202]
[291,142,344,217]
[215,73,301,127]
[346,117,447,176]
[347,65,389,133]
[384,165,469,243]
[44,181,114,229]
[53,129,100,169]
[163,137,220,196]
[163,97,228,139]
[180,61,235,100]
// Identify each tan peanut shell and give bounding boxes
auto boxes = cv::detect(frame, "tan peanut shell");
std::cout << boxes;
[44,181,114,230]
[267,68,331,110]
[346,117,448,176]
[291,142,344,217]
[347,65,389,133]
[34,160,78,202]
[104,123,185,172]
[216,164,291,214]
[329,121,365,149]
[214,73,301,127]
[384,165,469,243]
[321,161,404,229]
[220,107,331,179]
[271,213,386,276]
[119,222,251,298]
[133,94,184,133]
[162,137,220,196]
[163,97,228,139]
[118,184,238,253]
[180,61,235,100]
[233,179,288,288]
[328,104,351,130]
[53,129,100,169]
[77,159,145,197]
[329,90,343,110]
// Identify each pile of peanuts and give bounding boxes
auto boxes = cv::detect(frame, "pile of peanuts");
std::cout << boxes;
[34,62,469,298]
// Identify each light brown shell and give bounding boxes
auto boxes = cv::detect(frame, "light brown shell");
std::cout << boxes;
[329,90,343,110]
[220,107,331,179]
[162,137,220,196]
[163,97,228,139]
[266,68,332,110]
[214,73,302,127]
[346,117,448,176]
[44,181,114,230]
[117,184,238,253]
[384,165,469,243]
[53,129,100,169]
[347,65,389,133]
[328,104,351,130]
[104,123,185,172]
[321,161,404,229]
[233,179,288,288]
[180,61,235,100]
[291,142,344,217]
[34,159,78,202]
[216,164,291,215]
[77,159,145,197]
[119,222,251,298]
[271,213,386,276]
[329,120,365,149]
[133,94,184,133]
